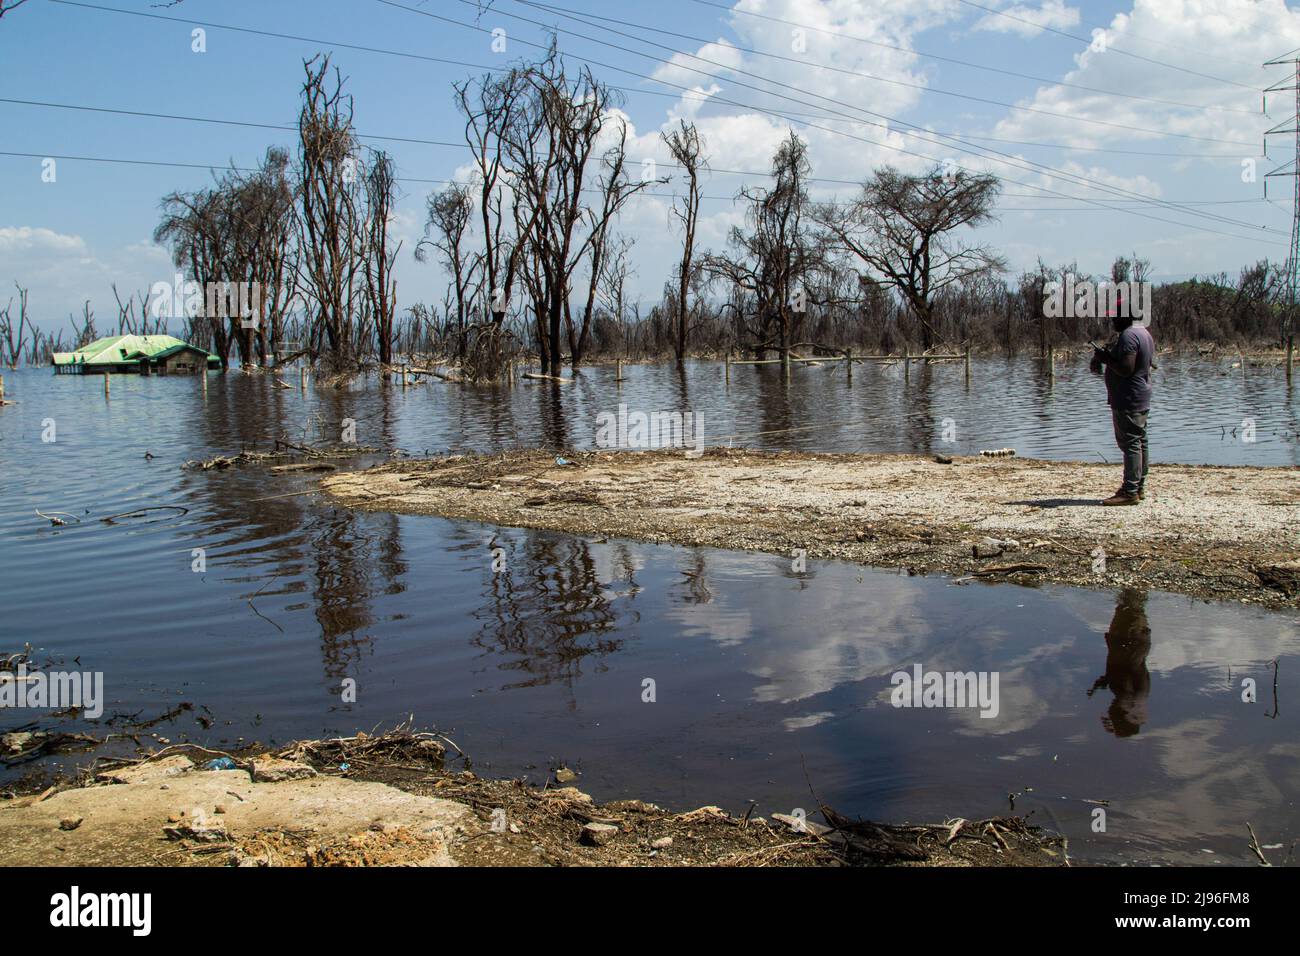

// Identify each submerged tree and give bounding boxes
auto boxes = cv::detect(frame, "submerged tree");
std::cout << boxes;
[0,283,30,368]
[454,61,538,377]
[415,182,479,361]
[296,54,365,366]
[361,149,401,366]
[817,164,1004,350]
[662,119,707,366]
[702,131,825,362]
[154,147,297,369]
[452,44,654,378]
[511,48,655,375]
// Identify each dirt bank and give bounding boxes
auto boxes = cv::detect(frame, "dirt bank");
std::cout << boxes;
[0,733,1065,867]
[320,448,1300,608]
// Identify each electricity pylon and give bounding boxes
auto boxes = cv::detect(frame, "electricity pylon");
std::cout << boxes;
[1265,49,1299,379]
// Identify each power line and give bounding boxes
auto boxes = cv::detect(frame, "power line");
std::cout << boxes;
[499,0,1275,233]
[524,0,1258,116]
[0,149,1275,218]
[687,0,1264,82]
[0,96,471,150]
[415,0,1277,237]
[948,0,1260,90]
[455,0,1268,213]
[47,0,492,71]
[30,0,1285,244]
[49,0,1248,161]
[2,97,1273,214]
[485,0,1258,147]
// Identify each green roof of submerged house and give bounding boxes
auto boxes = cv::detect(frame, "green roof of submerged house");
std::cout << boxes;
[52,335,216,367]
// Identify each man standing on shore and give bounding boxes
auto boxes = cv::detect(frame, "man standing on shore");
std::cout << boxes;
[1090,312,1155,506]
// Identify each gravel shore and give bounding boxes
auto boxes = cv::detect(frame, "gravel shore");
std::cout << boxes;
[321,448,1300,607]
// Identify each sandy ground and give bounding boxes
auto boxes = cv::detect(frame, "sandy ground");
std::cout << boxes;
[0,741,1065,867]
[321,448,1300,607]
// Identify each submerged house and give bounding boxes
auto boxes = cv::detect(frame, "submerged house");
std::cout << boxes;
[52,335,220,375]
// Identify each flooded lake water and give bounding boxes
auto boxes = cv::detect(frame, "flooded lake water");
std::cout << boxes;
[1,356,1297,865]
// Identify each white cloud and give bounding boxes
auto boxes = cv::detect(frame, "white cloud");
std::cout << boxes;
[972,0,1081,37]
[0,226,87,255]
[0,226,171,329]
[990,0,1298,151]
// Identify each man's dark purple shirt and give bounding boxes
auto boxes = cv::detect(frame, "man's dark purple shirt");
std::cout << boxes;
[1105,325,1154,412]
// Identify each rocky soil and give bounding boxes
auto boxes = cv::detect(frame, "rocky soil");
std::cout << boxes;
[0,734,1066,867]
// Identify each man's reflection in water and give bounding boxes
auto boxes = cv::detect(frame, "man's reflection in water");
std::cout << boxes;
[1086,588,1153,737]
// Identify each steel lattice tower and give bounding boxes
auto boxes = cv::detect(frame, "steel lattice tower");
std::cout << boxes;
[1265,50,1300,376]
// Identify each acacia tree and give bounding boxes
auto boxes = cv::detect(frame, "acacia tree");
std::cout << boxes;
[817,164,1004,350]
[496,47,654,376]
[702,131,824,362]
[662,119,707,365]
[597,234,634,351]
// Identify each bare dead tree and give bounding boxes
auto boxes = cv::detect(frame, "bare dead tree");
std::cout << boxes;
[68,301,97,350]
[155,186,234,366]
[0,283,31,368]
[415,182,479,361]
[456,64,535,328]
[505,47,657,375]
[230,147,297,364]
[361,149,401,366]
[702,131,825,362]
[296,54,364,367]
[569,118,658,369]
[0,0,31,20]
[662,119,707,366]
[154,147,296,368]
[817,164,1004,351]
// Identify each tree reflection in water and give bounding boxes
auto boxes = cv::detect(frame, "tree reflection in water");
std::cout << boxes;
[471,531,626,692]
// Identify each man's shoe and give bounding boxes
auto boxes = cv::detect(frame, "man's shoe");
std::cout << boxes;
[1102,492,1140,506]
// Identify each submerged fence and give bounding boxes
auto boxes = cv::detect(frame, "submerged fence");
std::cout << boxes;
[724,345,971,385]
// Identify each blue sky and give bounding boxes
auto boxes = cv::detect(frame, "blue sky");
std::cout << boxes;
[1,0,1297,330]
